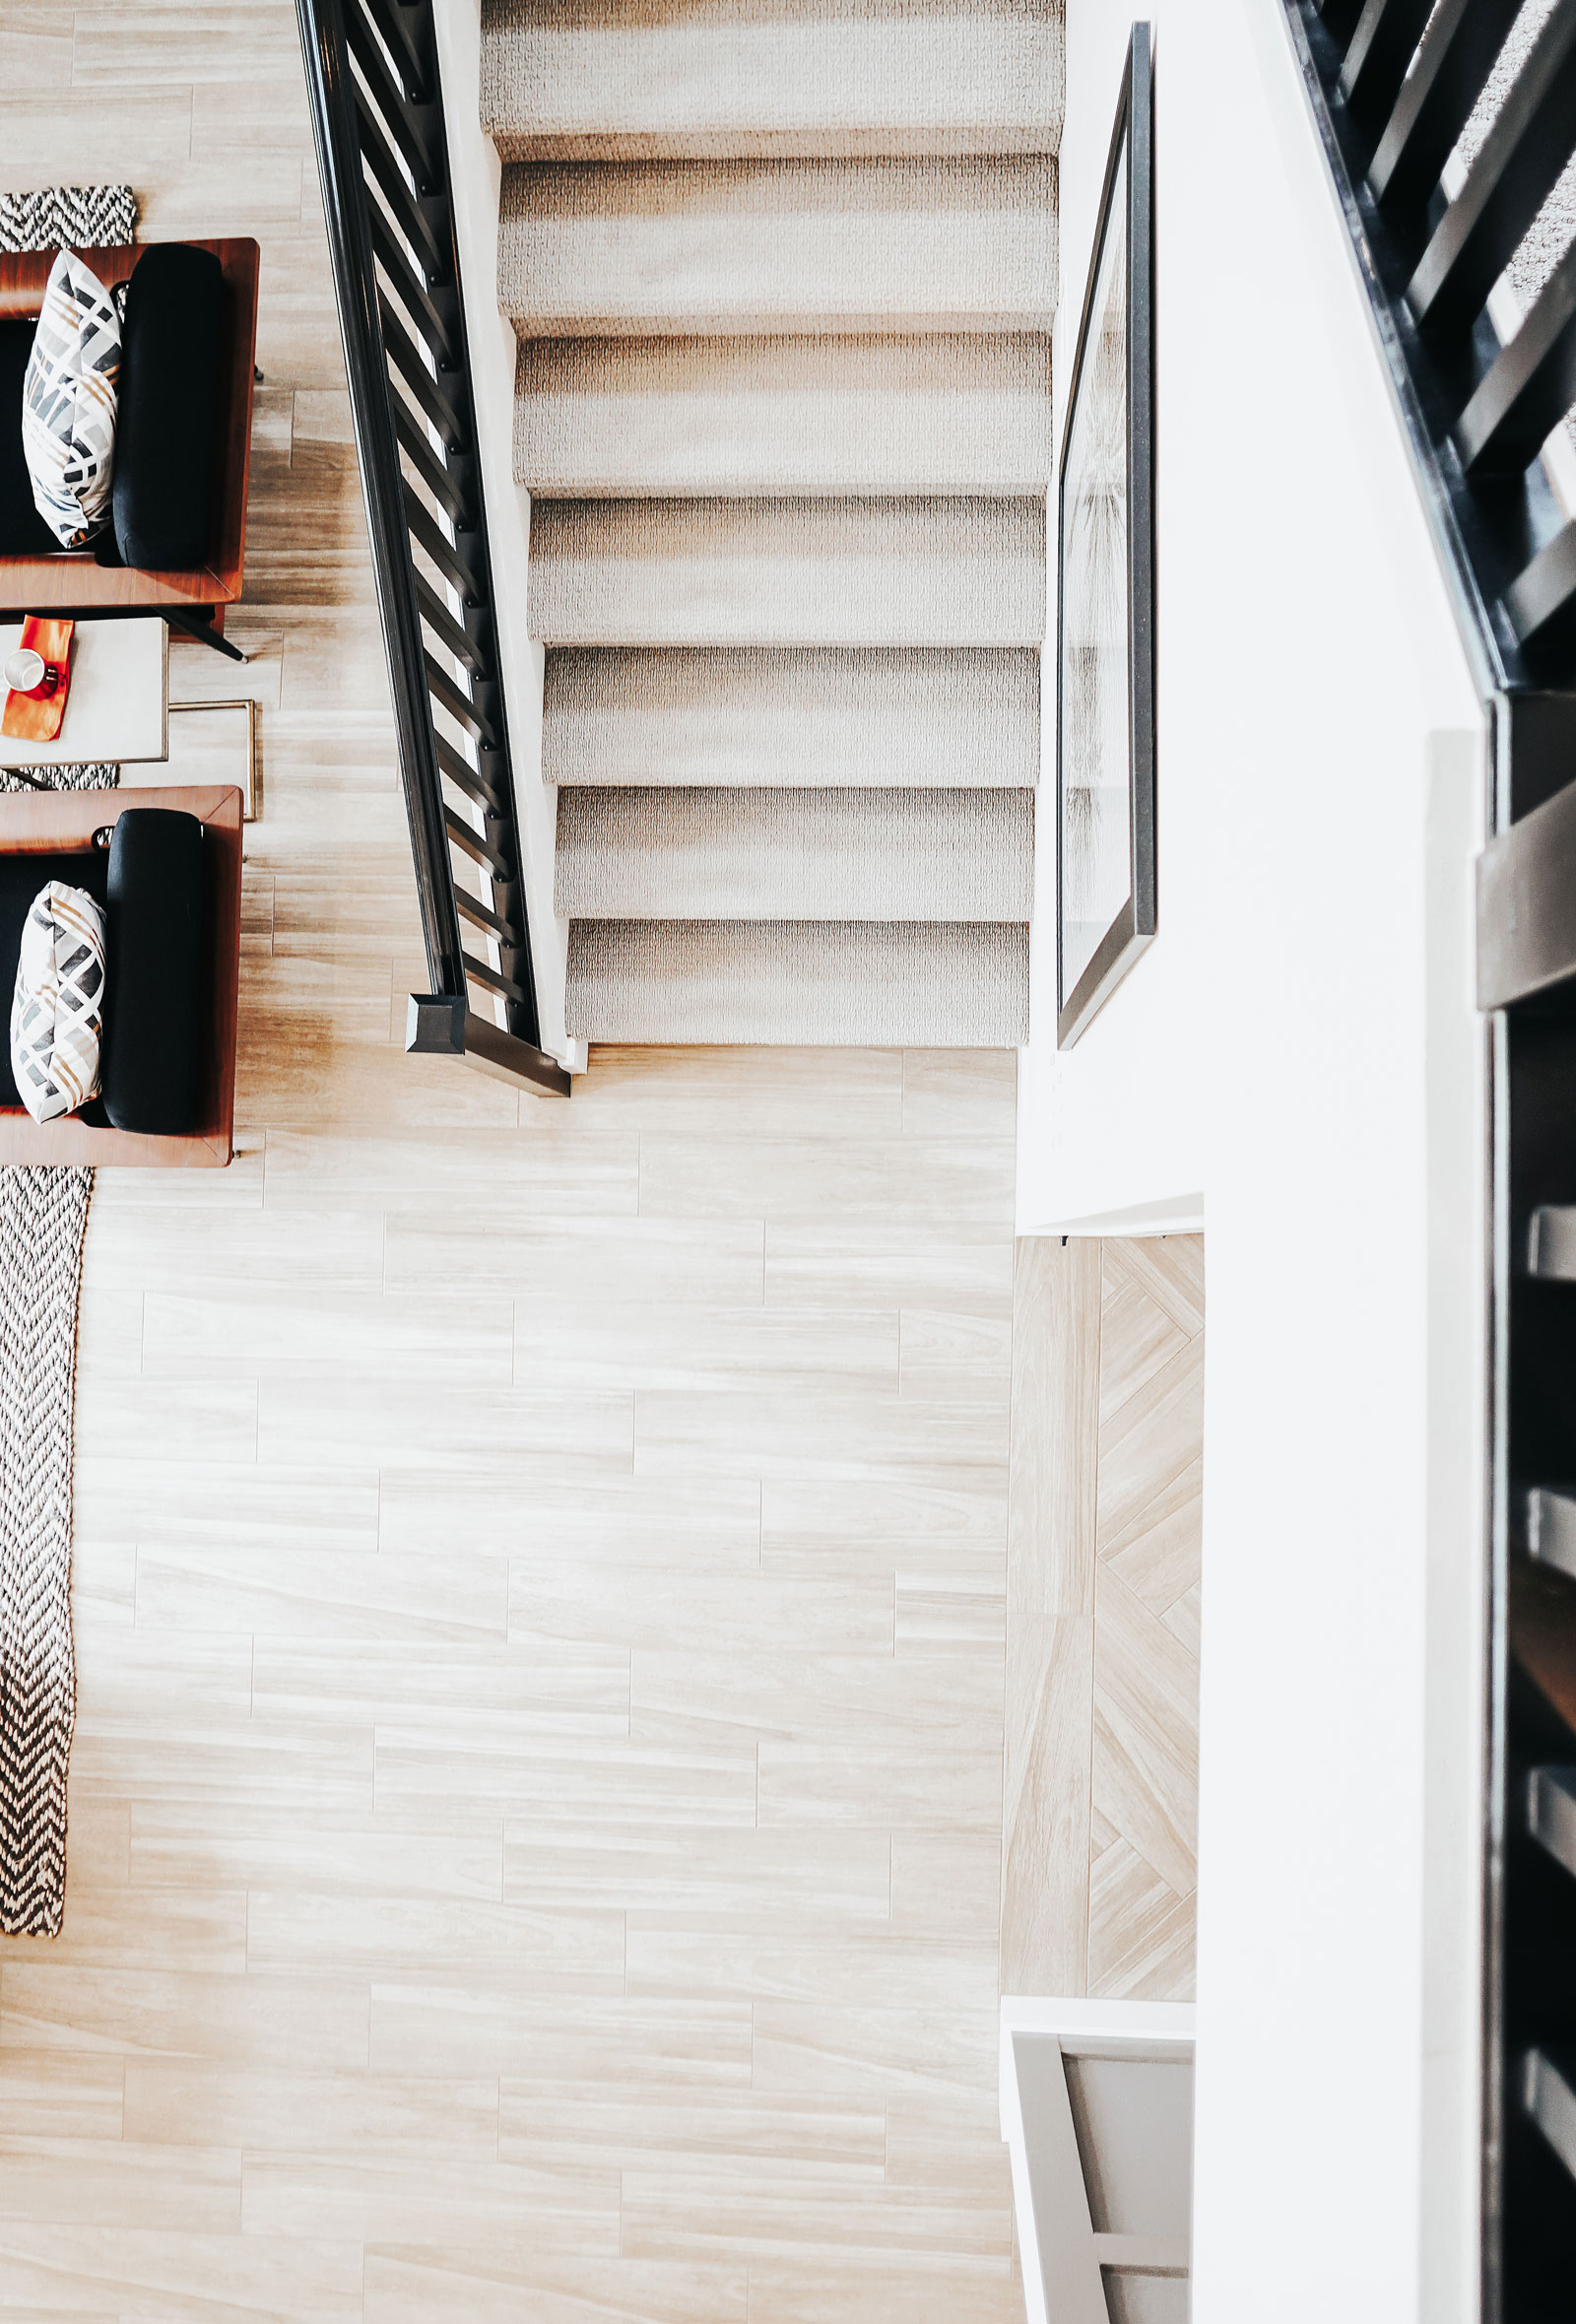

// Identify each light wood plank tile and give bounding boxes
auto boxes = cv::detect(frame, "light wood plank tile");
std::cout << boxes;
[240,2148,621,2253]
[510,1562,892,1658]
[503,1826,890,1924]
[497,2083,886,2180]
[143,1286,513,1379]
[363,2250,748,2324]
[513,1300,898,1395]
[378,1471,762,1565]
[0,2052,124,2141]
[0,2224,364,2323]
[0,2139,240,2231]
[641,1137,1014,1226]
[0,1967,369,2071]
[766,1224,1012,1317]
[122,2060,497,2160]
[751,2005,999,2102]
[130,1811,503,1903]
[135,1547,510,1641]
[245,1891,624,1987]
[624,1925,998,2013]
[900,1048,1018,1138]
[368,1988,754,2085]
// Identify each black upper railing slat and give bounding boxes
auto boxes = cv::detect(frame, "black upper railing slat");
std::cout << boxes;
[393,397,470,526]
[403,480,481,600]
[297,0,566,1098]
[1369,0,1521,210]
[369,201,459,367]
[1340,0,1434,131]
[380,297,468,448]
[1407,0,1576,332]
[346,0,442,193]
[1457,243,1576,474]
[416,568,485,673]
[354,79,447,285]
[426,652,497,747]
[359,0,430,103]
[1505,521,1576,649]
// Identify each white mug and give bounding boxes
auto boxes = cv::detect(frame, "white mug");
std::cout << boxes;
[3,647,45,693]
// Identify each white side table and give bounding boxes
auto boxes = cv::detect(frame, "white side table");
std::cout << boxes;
[0,616,169,769]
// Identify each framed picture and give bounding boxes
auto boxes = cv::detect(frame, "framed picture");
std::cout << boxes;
[1056,22,1155,1050]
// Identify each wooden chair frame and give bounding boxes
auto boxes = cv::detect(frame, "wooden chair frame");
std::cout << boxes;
[0,238,260,631]
[0,784,242,1166]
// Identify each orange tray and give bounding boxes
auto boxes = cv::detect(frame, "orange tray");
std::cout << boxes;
[2,616,74,745]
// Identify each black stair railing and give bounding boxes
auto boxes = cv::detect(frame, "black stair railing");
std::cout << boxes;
[296,0,568,1098]
[1280,6,1576,2319]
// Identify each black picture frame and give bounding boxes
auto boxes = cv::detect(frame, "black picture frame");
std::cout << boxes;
[1055,22,1156,1050]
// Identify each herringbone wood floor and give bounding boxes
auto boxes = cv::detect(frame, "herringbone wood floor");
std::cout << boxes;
[1002,1234,1203,2002]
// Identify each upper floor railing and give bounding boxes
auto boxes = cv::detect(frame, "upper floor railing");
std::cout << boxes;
[1281,6,1576,2318]
[1284,0,1576,700]
[296,0,568,1098]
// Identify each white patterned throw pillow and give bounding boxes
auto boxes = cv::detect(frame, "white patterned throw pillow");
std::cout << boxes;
[22,249,121,549]
[10,882,107,1123]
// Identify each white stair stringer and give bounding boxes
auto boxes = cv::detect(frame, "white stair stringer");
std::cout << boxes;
[541,647,1041,789]
[481,0,1065,163]
[556,786,1035,919]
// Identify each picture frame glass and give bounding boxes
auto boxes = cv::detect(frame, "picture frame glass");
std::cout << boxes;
[1059,137,1131,1004]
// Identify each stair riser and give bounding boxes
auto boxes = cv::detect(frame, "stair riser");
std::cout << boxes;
[556,786,1035,919]
[515,334,1052,497]
[498,158,1058,337]
[528,498,1047,648]
[543,647,1041,788]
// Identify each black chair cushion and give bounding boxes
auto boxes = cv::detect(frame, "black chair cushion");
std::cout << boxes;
[99,807,205,1135]
[0,849,109,1111]
[0,317,70,558]
[111,243,223,572]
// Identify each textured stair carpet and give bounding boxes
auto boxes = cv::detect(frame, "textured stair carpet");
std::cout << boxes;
[486,0,1058,1042]
[557,785,1035,917]
[482,0,1064,162]
[542,647,1041,787]
[498,156,1057,336]
[567,919,1030,1042]
[516,334,1053,497]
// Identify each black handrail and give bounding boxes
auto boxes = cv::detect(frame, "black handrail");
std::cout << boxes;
[296,0,568,1098]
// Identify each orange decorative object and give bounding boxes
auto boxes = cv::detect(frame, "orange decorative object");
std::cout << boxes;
[1,617,74,745]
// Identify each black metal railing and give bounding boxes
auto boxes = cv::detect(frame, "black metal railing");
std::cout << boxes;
[1281,5,1576,2317]
[296,0,568,1098]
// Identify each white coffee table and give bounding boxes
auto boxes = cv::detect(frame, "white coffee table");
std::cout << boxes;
[0,616,169,769]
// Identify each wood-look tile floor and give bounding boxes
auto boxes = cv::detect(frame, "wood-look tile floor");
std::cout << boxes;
[0,14,1026,2320]
[1001,1235,1203,2005]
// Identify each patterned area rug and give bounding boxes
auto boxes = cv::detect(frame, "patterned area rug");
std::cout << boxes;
[0,179,135,1940]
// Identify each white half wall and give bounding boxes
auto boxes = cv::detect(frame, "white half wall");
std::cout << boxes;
[1019,5,1491,2322]
[432,0,583,1073]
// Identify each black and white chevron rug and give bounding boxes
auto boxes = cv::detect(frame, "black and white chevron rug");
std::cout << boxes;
[0,180,134,1939]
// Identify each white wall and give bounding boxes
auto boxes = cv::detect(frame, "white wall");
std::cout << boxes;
[1020,4,1491,2319]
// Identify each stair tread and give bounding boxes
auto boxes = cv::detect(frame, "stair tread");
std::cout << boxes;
[543,645,1040,786]
[482,0,1064,161]
[528,497,1046,645]
[498,157,1057,335]
[515,333,1051,496]
[566,917,1029,1042]
[557,785,1034,918]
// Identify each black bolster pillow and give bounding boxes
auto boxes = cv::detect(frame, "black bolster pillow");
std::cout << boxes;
[100,809,205,1136]
[111,242,224,571]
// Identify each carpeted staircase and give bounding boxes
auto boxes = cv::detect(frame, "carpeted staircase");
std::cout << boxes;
[481,0,1062,1045]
